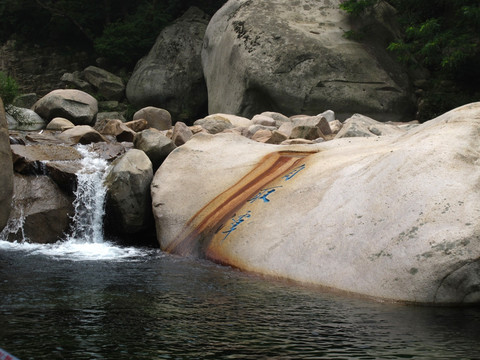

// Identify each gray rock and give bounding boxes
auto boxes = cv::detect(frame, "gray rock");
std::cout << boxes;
[194,117,234,134]
[319,110,336,123]
[172,121,193,146]
[252,114,277,127]
[0,98,13,231]
[127,7,210,123]
[133,106,172,131]
[58,125,107,145]
[46,117,75,131]
[335,114,405,138]
[202,0,414,121]
[293,115,332,136]
[2,174,74,244]
[6,105,46,131]
[260,111,291,126]
[97,119,136,142]
[32,89,98,125]
[124,119,148,133]
[84,66,125,101]
[133,128,176,170]
[60,72,94,93]
[104,149,153,234]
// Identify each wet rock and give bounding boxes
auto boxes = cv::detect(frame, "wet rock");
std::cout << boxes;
[90,142,131,161]
[151,102,480,304]
[0,98,13,230]
[104,149,153,235]
[11,143,82,175]
[4,174,74,244]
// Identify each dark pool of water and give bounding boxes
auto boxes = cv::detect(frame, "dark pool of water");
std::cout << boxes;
[1,246,479,359]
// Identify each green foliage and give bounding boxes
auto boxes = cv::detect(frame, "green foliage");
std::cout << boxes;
[0,71,19,106]
[341,0,480,119]
[94,2,171,68]
[340,0,377,16]
[0,0,227,69]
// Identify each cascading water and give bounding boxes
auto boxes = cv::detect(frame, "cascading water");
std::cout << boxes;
[67,144,109,243]
[0,144,155,261]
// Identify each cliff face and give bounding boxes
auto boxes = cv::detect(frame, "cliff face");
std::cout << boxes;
[0,40,91,97]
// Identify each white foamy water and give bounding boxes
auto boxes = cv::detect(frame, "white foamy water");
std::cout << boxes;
[0,239,156,261]
[0,144,157,261]
[67,144,109,243]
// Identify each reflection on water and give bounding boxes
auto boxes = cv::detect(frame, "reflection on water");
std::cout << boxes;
[0,246,479,359]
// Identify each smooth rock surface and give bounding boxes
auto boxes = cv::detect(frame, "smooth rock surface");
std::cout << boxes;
[151,103,480,304]
[202,0,414,121]
[105,149,153,235]
[58,125,107,145]
[133,128,176,171]
[32,89,98,125]
[127,7,210,122]
[133,107,172,131]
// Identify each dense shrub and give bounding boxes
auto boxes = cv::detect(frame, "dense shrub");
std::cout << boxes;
[0,0,227,69]
[0,71,19,105]
[340,0,480,119]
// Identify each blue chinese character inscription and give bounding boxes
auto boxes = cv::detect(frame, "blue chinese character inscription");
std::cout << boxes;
[248,186,283,204]
[283,164,306,181]
[222,211,252,241]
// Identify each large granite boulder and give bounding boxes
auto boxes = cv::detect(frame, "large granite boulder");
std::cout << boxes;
[151,102,480,304]
[202,0,415,121]
[2,174,74,244]
[126,7,210,123]
[0,98,13,231]
[104,149,154,235]
[32,89,98,125]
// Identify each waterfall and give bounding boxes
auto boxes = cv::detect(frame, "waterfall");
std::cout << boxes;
[67,145,109,243]
[0,144,156,261]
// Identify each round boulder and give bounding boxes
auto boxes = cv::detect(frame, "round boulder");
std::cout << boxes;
[133,106,172,131]
[126,7,210,123]
[104,149,154,235]
[32,89,98,125]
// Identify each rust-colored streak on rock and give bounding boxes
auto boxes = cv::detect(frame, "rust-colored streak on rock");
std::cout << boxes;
[165,150,316,257]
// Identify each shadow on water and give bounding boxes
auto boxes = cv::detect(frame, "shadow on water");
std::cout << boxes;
[0,246,479,360]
